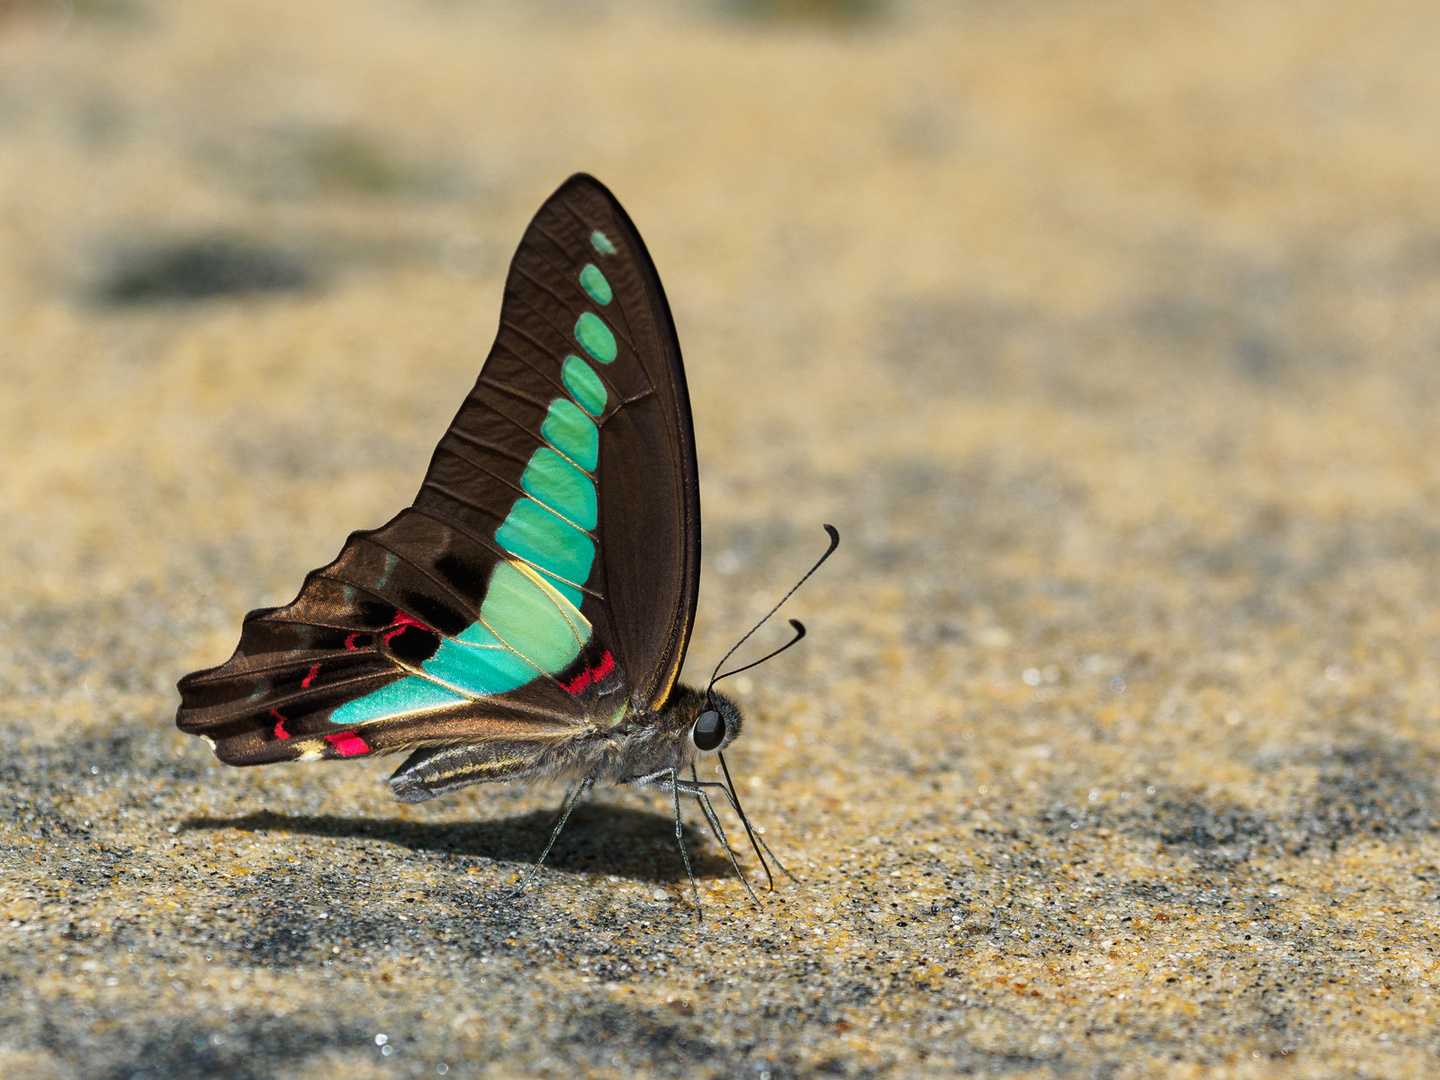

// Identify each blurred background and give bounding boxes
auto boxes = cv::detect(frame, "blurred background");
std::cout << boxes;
[5,1,1440,1077]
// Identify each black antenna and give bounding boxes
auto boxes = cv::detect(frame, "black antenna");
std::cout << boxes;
[706,524,840,695]
[711,621,805,687]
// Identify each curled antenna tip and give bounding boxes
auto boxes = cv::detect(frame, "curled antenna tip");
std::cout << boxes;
[711,619,807,687]
[706,525,838,692]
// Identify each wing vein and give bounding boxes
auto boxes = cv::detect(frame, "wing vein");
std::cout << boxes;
[209,670,401,719]
[481,334,570,400]
[541,202,647,362]
[183,653,381,684]
[476,374,554,413]
[509,260,644,360]
[361,534,483,622]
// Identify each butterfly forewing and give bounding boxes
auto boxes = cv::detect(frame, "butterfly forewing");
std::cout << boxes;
[416,178,698,711]
[176,174,700,769]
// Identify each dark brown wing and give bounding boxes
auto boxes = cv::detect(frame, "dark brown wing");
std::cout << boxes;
[176,174,700,766]
[416,173,699,712]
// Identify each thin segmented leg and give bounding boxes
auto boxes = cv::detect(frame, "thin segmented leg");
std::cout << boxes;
[685,773,799,885]
[632,769,761,908]
[672,778,762,907]
[508,778,593,898]
[662,768,703,919]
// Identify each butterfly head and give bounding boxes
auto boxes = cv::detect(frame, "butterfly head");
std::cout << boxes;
[657,683,743,759]
[692,689,743,756]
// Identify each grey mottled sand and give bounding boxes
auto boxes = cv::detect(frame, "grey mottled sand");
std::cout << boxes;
[4,1,1440,1077]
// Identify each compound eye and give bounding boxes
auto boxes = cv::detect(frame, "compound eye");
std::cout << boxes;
[691,709,726,752]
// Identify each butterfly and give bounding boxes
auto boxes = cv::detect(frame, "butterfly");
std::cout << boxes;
[176,173,837,915]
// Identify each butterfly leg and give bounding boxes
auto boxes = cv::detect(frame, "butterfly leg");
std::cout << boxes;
[508,778,593,899]
[671,778,762,907]
[660,768,703,921]
[632,769,760,909]
[684,771,800,886]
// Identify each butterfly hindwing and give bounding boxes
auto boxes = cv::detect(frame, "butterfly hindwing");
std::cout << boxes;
[176,512,599,766]
[176,174,700,770]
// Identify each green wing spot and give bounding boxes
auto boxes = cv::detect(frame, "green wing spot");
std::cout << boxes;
[422,636,534,695]
[330,676,468,725]
[590,230,615,255]
[580,263,612,305]
[481,561,589,675]
[575,312,617,364]
[521,446,597,529]
[561,355,607,417]
[496,498,595,586]
[541,398,598,471]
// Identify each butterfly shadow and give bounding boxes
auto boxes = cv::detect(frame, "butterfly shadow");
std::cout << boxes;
[181,802,740,886]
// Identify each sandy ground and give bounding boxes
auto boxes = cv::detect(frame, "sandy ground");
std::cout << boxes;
[4,0,1440,1076]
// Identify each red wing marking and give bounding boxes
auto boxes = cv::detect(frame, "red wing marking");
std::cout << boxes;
[561,650,615,696]
[301,664,321,688]
[342,613,425,653]
[324,732,370,757]
[270,709,290,740]
[383,611,434,645]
